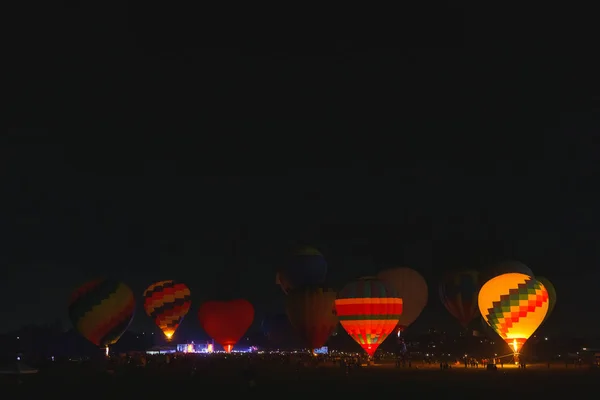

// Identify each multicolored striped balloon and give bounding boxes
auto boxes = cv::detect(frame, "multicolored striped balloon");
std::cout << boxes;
[335,277,403,357]
[68,279,135,347]
[143,280,191,340]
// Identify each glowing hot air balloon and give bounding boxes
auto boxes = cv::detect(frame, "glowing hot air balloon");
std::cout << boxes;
[439,270,480,329]
[335,277,402,357]
[68,279,135,354]
[478,273,549,363]
[143,280,191,341]
[285,286,338,351]
[276,246,327,294]
[536,276,556,325]
[377,267,427,333]
[198,299,254,353]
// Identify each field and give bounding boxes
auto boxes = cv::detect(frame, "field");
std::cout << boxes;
[3,359,598,397]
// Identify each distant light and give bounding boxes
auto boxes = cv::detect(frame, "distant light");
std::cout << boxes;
[17,356,20,361]
[51,356,55,361]
[544,337,548,341]
[16,337,19,340]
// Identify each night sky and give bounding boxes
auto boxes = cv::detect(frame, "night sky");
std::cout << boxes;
[4,4,599,337]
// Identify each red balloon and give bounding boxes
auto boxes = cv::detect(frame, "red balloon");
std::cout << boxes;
[198,299,254,352]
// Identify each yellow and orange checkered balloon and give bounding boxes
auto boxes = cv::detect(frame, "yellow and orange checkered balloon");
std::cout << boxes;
[478,273,548,354]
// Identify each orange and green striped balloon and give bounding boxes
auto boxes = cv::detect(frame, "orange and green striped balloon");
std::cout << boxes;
[335,277,403,357]
[68,279,135,347]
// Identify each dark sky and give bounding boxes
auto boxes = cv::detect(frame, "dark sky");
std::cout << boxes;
[3,4,599,337]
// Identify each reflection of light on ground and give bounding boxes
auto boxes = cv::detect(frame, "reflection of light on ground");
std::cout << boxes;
[332,361,535,370]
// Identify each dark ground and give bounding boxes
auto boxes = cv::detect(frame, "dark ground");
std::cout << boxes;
[2,360,597,397]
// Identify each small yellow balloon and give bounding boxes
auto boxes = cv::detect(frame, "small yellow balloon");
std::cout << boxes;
[478,273,549,355]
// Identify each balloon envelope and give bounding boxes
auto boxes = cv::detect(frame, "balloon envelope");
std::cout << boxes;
[68,279,135,347]
[377,267,427,331]
[535,276,556,324]
[285,286,338,350]
[198,299,254,352]
[277,246,327,294]
[478,273,548,354]
[143,280,191,340]
[335,277,402,357]
[439,270,480,328]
